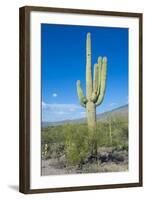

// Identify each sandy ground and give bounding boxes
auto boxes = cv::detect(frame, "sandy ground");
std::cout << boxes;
[41,158,76,175]
[41,158,128,176]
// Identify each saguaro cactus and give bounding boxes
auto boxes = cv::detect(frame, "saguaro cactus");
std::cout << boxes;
[76,32,107,130]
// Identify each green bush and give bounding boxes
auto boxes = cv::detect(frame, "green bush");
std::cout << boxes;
[64,124,89,167]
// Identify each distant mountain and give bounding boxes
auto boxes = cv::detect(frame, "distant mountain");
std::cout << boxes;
[42,104,128,127]
[96,104,128,121]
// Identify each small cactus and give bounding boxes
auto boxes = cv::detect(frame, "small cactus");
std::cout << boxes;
[76,32,107,130]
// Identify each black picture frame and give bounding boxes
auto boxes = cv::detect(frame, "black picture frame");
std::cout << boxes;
[19,6,143,194]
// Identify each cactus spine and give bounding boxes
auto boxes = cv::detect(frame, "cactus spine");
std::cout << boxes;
[76,32,107,130]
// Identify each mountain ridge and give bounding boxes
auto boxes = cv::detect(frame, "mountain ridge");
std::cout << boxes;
[42,104,128,127]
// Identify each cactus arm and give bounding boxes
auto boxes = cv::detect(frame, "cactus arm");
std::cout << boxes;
[96,56,102,96]
[93,63,99,93]
[97,57,102,93]
[91,57,102,103]
[91,63,99,102]
[76,80,87,107]
[86,32,93,99]
[96,57,107,106]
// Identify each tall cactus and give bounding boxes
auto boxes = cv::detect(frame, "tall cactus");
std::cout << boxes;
[76,32,107,130]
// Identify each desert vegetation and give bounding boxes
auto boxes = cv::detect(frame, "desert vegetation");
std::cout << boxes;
[41,114,128,175]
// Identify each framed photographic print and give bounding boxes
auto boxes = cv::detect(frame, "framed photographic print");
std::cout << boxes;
[19,6,143,194]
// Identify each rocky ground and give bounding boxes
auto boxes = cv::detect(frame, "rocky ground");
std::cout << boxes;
[41,147,128,176]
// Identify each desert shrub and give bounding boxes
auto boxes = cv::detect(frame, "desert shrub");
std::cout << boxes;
[41,125,66,159]
[105,116,128,148]
[64,124,89,167]
[95,122,109,147]
[94,116,128,149]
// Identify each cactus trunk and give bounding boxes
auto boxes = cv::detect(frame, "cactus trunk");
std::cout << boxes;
[86,33,92,99]
[86,101,96,129]
[86,33,96,130]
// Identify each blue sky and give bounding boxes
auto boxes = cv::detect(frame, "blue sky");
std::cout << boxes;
[41,24,128,122]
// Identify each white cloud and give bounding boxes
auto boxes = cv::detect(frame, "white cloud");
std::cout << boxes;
[69,108,75,112]
[52,93,58,97]
[109,102,118,107]
[42,101,47,109]
[80,111,86,117]
[42,102,85,122]
[42,103,81,110]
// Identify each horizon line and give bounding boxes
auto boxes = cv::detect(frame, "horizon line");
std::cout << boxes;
[42,103,128,123]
